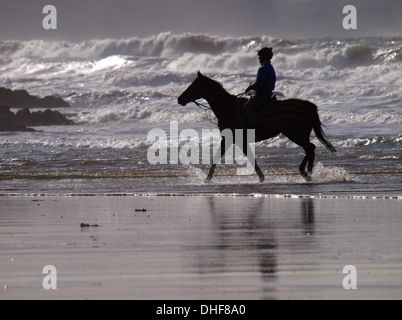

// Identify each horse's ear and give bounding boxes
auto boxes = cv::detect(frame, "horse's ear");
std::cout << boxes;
[197,70,202,77]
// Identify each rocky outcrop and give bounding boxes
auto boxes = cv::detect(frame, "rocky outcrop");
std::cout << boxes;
[0,87,70,109]
[0,106,74,130]
[0,119,35,132]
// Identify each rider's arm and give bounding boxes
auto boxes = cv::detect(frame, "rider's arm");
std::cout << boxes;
[246,66,267,93]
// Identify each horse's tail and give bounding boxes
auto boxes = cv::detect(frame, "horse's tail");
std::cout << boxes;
[307,102,337,153]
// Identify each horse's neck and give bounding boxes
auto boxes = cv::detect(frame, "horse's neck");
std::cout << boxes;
[204,90,236,120]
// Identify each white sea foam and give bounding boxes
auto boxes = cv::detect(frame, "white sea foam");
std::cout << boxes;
[1,34,401,113]
[336,135,402,148]
[321,110,402,125]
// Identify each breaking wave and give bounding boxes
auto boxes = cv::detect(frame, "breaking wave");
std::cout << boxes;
[2,33,400,111]
[337,135,402,148]
[1,33,269,60]
[2,33,401,66]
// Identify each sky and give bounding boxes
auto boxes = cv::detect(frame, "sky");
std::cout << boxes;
[0,0,401,41]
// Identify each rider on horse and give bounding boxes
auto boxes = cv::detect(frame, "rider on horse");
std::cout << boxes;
[242,47,276,129]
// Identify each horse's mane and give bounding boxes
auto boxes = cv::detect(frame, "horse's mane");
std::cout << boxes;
[199,73,233,98]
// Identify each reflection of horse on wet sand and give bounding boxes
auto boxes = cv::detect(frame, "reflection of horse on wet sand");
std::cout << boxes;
[185,197,316,298]
[178,72,336,182]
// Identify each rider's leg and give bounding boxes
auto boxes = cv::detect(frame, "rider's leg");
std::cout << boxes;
[242,94,269,128]
[242,97,260,128]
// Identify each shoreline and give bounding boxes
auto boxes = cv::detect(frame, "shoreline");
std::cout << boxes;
[1,192,401,200]
[1,195,401,300]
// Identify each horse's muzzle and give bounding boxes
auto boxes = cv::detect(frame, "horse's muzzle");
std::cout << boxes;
[177,98,187,106]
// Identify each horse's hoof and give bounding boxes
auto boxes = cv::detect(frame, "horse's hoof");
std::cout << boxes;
[303,174,312,182]
[259,176,265,183]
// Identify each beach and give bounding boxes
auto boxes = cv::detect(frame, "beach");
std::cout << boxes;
[1,195,401,300]
[1,33,401,301]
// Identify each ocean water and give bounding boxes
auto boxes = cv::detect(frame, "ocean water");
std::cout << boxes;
[0,33,401,197]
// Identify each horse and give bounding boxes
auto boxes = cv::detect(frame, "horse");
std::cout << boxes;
[178,71,336,182]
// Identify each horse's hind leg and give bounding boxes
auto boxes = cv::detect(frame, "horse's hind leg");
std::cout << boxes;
[306,143,316,174]
[283,131,316,181]
[299,143,316,181]
[298,143,315,181]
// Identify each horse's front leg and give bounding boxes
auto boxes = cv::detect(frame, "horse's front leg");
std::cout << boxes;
[205,137,229,183]
[245,146,265,183]
[206,164,217,182]
[241,131,264,183]
[255,161,265,183]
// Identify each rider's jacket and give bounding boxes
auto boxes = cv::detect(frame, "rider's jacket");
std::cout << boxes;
[248,61,276,97]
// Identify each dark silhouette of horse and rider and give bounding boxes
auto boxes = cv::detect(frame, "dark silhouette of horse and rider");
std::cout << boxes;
[178,47,336,182]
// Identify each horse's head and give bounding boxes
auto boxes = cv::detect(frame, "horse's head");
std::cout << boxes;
[178,71,207,106]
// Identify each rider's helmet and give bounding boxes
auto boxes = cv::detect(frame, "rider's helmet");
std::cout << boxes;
[258,47,273,61]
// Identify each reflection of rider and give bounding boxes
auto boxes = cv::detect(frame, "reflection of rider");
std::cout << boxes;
[243,47,276,129]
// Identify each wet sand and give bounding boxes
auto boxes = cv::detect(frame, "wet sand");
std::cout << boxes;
[0,195,401,300]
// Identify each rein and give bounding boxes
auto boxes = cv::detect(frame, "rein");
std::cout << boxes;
[191,92,246,126]
[191,100,217,125]
[192,99,210,110]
